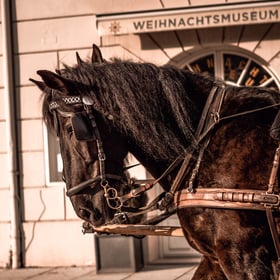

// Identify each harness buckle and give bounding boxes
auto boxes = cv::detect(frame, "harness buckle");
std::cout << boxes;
[98,152,106,161]
[82,222,94,234]
[111,212,128,224]
[211,112,220,123]
[263,193,280,209]
[159,192,174,210]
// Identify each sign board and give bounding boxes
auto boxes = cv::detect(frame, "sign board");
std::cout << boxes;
[97,1,280,36]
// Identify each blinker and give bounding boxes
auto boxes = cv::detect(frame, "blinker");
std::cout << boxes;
[71,111,95,141]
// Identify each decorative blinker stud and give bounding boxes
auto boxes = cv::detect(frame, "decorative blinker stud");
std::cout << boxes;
[82,96,94,106]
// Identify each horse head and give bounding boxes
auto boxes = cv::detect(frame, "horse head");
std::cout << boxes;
[30,45,146,227]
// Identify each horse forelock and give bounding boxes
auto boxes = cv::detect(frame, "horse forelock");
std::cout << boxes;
[41,87,79,134]
[42,89,56,132]
[58,60,207,161]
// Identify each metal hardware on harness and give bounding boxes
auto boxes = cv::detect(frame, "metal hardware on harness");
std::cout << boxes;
[111,212,128,224]
[64,96,82,104]
[103,185,124,210]
[159,192,174,210]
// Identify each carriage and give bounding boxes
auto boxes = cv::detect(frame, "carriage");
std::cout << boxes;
[31,44,280,279]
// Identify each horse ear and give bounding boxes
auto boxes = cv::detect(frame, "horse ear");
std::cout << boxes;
[91,44,104,63]
[76,52,85,66]
[29,78,47,91]
[36,70,75,94]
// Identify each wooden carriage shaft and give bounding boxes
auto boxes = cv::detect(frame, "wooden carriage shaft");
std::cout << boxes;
[83,224,185,237]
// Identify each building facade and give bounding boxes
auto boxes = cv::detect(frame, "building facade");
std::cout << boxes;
[0,0,280,268]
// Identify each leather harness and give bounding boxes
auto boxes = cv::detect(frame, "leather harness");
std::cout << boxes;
[50,85,280,263]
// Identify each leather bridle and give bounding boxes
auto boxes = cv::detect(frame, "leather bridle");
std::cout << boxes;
[49,93,143,212]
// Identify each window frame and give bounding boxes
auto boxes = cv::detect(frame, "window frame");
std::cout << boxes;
[179,46,280,89]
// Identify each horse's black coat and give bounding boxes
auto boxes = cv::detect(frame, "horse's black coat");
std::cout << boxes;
[32,45,280,279]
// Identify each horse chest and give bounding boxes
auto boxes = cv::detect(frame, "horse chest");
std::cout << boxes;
[198,122,276,190]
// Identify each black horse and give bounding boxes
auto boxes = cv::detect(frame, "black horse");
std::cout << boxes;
[31,45,280,279]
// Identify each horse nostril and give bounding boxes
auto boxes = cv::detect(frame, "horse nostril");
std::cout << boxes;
[93,208,102,221]
[79,206,92,220]
[79,205,102,223]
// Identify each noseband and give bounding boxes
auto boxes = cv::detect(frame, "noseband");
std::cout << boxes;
[49,93,139,211]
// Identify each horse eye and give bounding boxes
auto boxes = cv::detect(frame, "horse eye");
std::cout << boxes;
[66,125,73,135]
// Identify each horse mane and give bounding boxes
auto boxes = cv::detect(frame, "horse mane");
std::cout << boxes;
[42,58,280,163]
[55,59,216,161]
[42,87,56,134]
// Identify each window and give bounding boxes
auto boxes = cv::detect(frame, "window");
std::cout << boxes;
[44,127,64,184]
[184,49,280,89]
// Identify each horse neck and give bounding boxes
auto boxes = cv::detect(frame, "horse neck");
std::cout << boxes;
[127,72,215,191]
[184,71,214,115]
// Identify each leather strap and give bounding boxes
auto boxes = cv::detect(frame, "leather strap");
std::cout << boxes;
[170,86,223,193]
[160,85,226,209]
[266,143,280,268]
[174,188,280,211]
[266,208,280,263]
